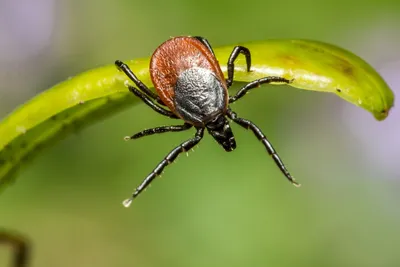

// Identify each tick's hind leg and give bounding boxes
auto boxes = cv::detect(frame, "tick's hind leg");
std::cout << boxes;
[226,46,252,88]
[125,83,179,119]
[123,127,205,207]
[116,60,178,118]
[124,123,192,140]
[0,230,30,267]
[227,109,300,187]
[115,60,166,106]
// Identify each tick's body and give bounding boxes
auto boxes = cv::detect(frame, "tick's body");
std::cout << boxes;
[150,37,228,126]
[116,36,299,207]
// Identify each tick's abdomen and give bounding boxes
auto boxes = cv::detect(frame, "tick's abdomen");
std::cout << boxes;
[174,67,227,125]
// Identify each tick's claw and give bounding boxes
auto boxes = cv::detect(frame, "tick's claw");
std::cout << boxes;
[293,182,301,187]
[122,198,133,208]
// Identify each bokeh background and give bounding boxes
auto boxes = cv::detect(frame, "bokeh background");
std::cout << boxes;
[0,0,399,266]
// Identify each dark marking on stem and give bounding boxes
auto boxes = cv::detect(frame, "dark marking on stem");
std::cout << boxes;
[295,41,355,78]
[381,109,389,116]
[0,230,30,267]
[61,123,70,131]
[33,143,43,152]
[336,58,354,76]
[295,42,325,54]
[20,155,29,163]
[280,54,299,66]
[70,121,81,135]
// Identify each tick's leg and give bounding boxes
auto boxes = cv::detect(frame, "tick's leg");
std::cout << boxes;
[125,83,179,119]
[122,127,205,207]
[193,36,216,56]
[124,123,192,140]
[0,230,30,267]
[226,46,252,88]
[227,109,300,187]
[229,76,292,103]
[115,60,165,106]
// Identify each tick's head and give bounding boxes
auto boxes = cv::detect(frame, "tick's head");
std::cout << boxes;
[206,115,236,152]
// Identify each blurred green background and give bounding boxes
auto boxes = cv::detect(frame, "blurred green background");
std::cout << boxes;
[1,0,399,266]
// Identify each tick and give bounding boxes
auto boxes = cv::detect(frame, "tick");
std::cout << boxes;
[116,36,300,207]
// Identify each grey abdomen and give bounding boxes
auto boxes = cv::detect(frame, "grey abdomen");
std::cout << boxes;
[174,67,227,125]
